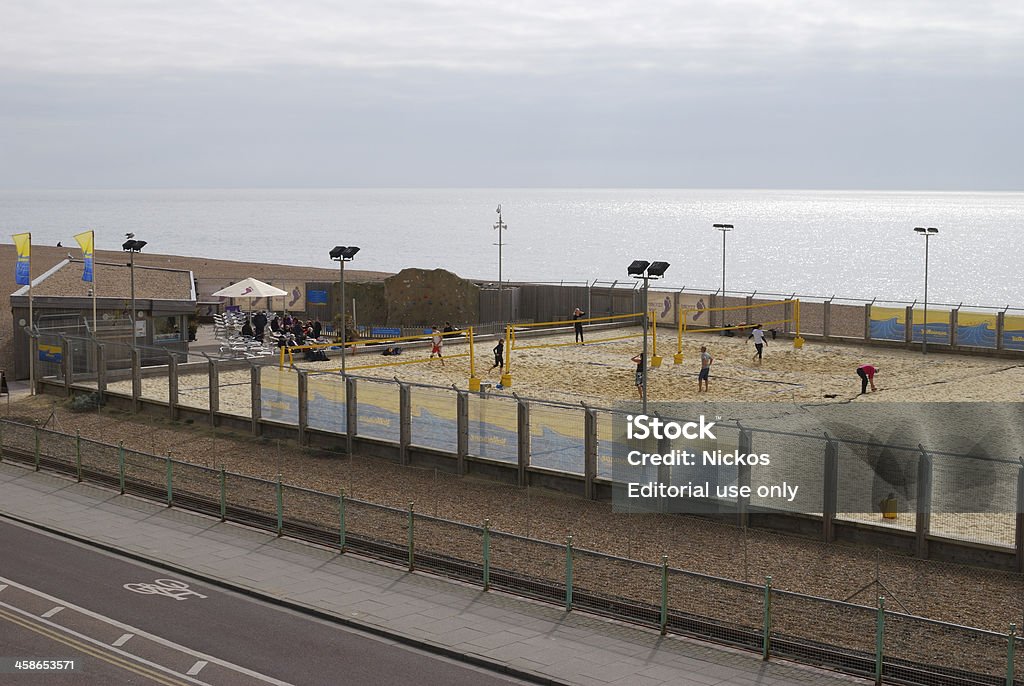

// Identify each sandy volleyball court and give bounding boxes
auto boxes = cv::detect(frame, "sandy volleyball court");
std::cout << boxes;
[118,326,1024,412]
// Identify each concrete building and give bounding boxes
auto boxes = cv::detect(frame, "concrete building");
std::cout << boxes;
[9,258,196,380]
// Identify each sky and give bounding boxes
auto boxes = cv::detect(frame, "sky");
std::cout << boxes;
[2,1,1023,190]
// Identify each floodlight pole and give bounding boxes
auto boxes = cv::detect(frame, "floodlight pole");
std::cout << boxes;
[129,249,136,344]
[340,257,347,373]
[641,273,650,415]
[714,223,733,305]
[494,205,507,322]
[914,227,938,354]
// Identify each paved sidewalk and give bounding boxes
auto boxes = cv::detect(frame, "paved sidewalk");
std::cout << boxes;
[0,462,861,686]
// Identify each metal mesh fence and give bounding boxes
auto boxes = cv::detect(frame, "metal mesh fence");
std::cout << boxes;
[467,394,518,464]
[835,441,918,531]
[665,423,741,512]
[770,592,877,678]
[136,346,171,405]
[596,409,624,480]
[0,421,37,457]
[412,513,483,583]
[342,499,409,566]
[409,385,457,453]
[67,337,97,386]
[100,340,135,399]
[307,372,347,434]
[260,365,298,425]
[529,403,585,474]
[77,436,122,482]
[176,364,211,411]
[354,378,400,443]
[1015,635,1024,686]
[37,428,77,467]
[748,430,825,514]
[487,530,565,603]
[572,549,660,625]
[223,472,278,532]
[281,484,342,548]
[36,332,64,382]
[929,454,1017,549]
[121,448,167,499]
[666,571,763,649]
[884,613,1009,684]
[170,461,221,517]
[215,363,252,418]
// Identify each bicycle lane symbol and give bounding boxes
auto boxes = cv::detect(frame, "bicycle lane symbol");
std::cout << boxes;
[123,579,208,601]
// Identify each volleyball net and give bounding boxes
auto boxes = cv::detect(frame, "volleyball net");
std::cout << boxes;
[280,327,479,378]
[678,298,802,354]
[503,311,653,377]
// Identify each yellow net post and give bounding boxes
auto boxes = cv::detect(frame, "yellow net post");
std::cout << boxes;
[468,327,481,391]
[501,324,513,387]
[650,310,663,367]
[674,307,684,364]
[793,299,804,348]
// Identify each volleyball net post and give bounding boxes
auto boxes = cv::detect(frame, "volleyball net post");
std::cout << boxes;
[468,327,481,391]
[650,311,662,367]
[675,311,684,364]
[501,325,513,388]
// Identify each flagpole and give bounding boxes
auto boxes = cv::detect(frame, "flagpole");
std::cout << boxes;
[28,233,34,396]
[91,230,97,331]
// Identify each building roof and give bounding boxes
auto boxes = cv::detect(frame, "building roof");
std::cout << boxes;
[11,259,195,301]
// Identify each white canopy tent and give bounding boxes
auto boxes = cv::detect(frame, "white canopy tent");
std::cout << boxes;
[212,278,288,316]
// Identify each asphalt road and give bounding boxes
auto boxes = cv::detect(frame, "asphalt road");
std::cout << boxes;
[0,518,530,686]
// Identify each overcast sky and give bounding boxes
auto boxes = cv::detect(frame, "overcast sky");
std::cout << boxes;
[2,1,1022,190]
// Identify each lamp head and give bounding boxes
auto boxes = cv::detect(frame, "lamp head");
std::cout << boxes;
[647,261,670,278]
[627,260,650,276]
[330,246,360,261]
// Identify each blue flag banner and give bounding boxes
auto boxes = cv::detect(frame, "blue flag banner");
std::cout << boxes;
[73,230,94,282]
[12,232,31,286]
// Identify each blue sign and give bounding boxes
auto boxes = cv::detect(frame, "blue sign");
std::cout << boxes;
[307,290,328,304]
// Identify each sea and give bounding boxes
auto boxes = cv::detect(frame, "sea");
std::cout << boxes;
[3,188,1022,309]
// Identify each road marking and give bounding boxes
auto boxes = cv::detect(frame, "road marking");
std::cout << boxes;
[41,605,64,618]
[0,584,8,592]
[186,661,209,676]
[113,632,135,646]
[124,579,207,601]
[0,606,200,686]
[0,576,294,685]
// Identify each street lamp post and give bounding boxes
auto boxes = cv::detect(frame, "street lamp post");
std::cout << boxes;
[716,223,733,329]
[494,205,507,322]
[330,246,360,373]
[121,236,147,345]
[913,227,939,354]
[713,224,733,325]
[628,260,670,414]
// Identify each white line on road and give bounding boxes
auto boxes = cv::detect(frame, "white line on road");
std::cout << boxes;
[41,605,64,618]
[187,660,209,676]
[112,632,135,647]
[0,584,7,592]
[0,576,294,685]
